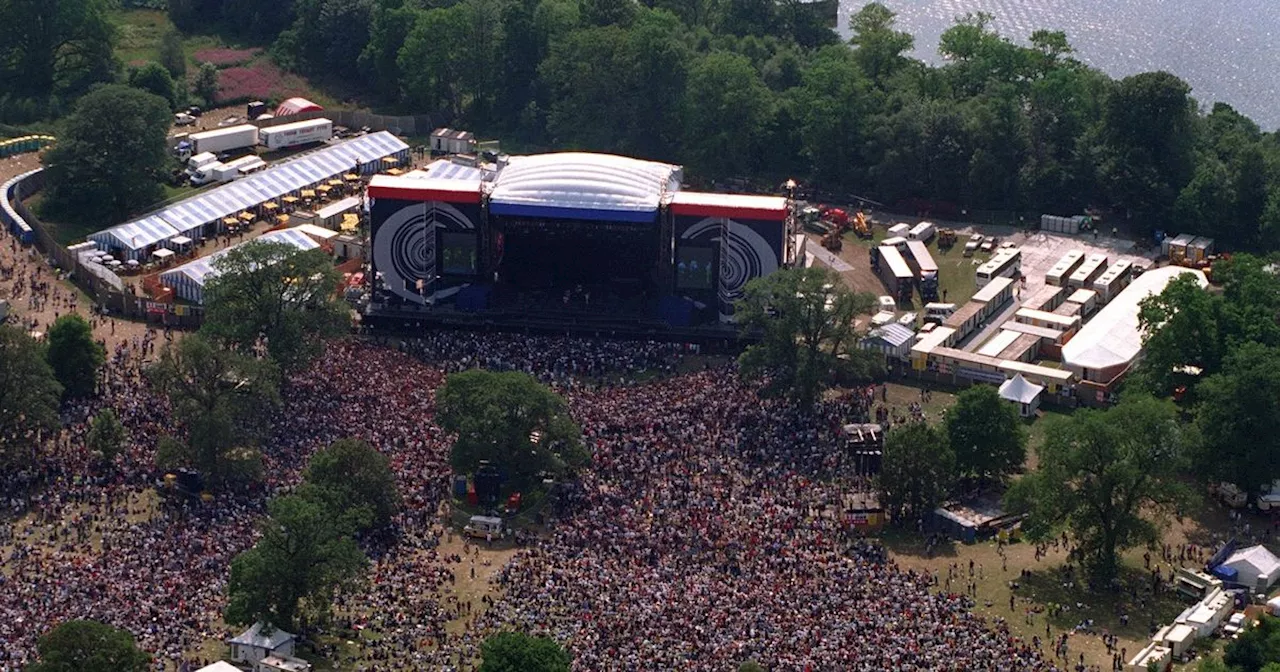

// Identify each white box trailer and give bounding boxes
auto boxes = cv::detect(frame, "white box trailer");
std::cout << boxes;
[259,118,333,151]
[1046,250,1085,287]
[908,221,935,242]
[1068,254,1108,289]
[1092,259,1133,303]
[189,124,260,156]
[888,223,910,238]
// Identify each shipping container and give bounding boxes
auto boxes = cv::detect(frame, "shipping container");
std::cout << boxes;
[908,221,935,242]
[888,223,910,238]
[976,248,1021,287]
[1164,233,1196,262]
[1187,237,1215,264]
[188,124,259,156]
[876,245,914,303]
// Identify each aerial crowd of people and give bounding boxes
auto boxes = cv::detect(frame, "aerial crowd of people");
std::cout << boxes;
[0,323,1071,672]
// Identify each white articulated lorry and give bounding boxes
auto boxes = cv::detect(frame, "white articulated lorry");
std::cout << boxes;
[259,118,332,151]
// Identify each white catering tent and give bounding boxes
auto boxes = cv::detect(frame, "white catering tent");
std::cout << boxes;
[88,216,180,261]
[94,132,409,249]
[1221,544,1280,591]
[1062,266,1207,383]
[159,228,320,304]
[998,374,1044,417]
[860,323,915,360]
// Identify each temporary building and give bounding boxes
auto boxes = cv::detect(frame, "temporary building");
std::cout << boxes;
[1266,595,1280,616]
[1062,266,1207,384]
[1154,623,1197,659]
[1220,544,1280,591]
[274,97,323,116]
[860,323,915,361]
[227,622,297,666]
[119,132,408,245]
[89,216,180,261]
[159,228,320,304]
[998,373,1044,417]
[1126,642,1171,672]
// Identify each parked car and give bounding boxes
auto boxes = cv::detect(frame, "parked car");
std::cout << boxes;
[174,112,197,126]
[186,106,203,117]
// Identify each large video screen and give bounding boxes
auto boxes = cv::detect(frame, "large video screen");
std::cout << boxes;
[676,246,716,290]
[440,231,478,276]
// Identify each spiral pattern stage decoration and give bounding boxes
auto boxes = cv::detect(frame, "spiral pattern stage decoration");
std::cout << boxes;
[372,201,475,304]
[679,217,779,318]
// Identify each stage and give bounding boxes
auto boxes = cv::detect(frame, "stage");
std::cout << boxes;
[365,152,797,335]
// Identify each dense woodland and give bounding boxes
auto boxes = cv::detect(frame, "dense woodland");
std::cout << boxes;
[5,0,1280,248]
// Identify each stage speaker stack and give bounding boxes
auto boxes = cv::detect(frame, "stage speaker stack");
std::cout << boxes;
[474,462,502,508]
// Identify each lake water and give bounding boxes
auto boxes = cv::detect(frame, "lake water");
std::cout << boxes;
[837,0,1280,129]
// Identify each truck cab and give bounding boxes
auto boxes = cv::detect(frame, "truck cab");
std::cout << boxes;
[186,152,218,176]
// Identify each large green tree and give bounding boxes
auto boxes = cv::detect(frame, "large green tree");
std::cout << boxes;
[0,0,116,98]
[683,51,774,176]
[736,266,878,407]
[1005,395,1189,582]
[44,314,104,400]
[41,85,171,226]
[479,631,571,672]
[87,408,127,465]
[201,240,346,373]
[791,45,872,186]
[945,384,1026,486]
[0,325,62,468]
[127,62,177,109]
[436,369,587,489]
[1194,343,1280,498]
[28,620,150,672]
[149,334,280,487]
[847,2,914,86]
[225,489,369,630]
[303,438,401,531]
[877,422,954,526]
[1223,614,1280,672]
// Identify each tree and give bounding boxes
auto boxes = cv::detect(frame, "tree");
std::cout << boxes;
[40,85,171,227]
[148,334,280,487]
[0,325,62,468]
[158,29,186,78]
[86,409,127,465]
[436,370,587,489]
[1224,614,1280,672]
[282,0,373,81]
[878,422,954,526]
[303,438,401,531]
[225,490,368,630]
[193,61,219,105]
[44,314,104,400]
[28,620,150,672]
[127,62,177,109]
[683,51,774,176]
[479,631,571,672]
[945,385,1026,486]
[1194,343,1280,498]
[791,46,872,186]
[736,266,877,407]
[1005,395,1189,582]
[1134,272,1222,394]
[847,2,914,86]
[0,0,116,98]
[201,240,346,373]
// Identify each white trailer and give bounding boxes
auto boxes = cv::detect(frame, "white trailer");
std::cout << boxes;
[259,118,333,151]
[186,152,219,175]
[189,124,259,157]
[191,155,266,185]
[908,221,935,242]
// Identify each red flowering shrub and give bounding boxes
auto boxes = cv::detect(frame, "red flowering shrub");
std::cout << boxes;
[193,48,262,67]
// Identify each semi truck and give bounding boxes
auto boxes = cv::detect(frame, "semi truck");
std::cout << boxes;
[177,124,260,160]
[259,118,333,151]
[869,245,914,304]
[190,155,267,186]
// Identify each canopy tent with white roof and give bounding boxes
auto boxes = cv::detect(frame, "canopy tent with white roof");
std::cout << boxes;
[998,373,1044,417]
[1062,266,1207,383]
[195,663,243,672]
[159,228,321,304]
[92,132,409,249]
[487,152,681,223]
[88,216,180,260]
[1220,544,1280,591]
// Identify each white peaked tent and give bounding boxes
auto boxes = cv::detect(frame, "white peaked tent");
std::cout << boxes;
[196,663,243,672]
[998,374,1044,418]
[1222,544,1280,591]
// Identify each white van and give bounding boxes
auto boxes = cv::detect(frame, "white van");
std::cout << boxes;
[463,515,504,539]
[924,303,957,319]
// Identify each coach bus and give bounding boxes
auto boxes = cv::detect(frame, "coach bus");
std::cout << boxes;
[975,248,1021,287]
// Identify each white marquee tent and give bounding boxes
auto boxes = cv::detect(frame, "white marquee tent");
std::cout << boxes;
[998,373,1044,417]
[159,228,320,304]
[1221,544,1280,591]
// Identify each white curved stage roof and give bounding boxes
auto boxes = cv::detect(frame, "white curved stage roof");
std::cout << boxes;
[488,152,680,223]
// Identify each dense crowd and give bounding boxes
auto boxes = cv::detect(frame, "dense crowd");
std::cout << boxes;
[1,329,1060,671]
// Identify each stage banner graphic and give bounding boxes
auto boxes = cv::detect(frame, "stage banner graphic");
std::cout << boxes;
[371,197,481,304]
[674,215,784,320]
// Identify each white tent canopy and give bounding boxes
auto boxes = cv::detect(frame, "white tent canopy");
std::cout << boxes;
[488,152,680,221]
[152,248,175,259]
[1223,544,1280,590]
[196,663,242,672]
[999,374,1043,404]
